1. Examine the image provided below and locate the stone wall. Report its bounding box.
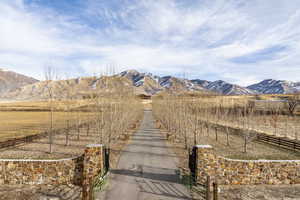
[0,144,104,186]
[196,145,300,185]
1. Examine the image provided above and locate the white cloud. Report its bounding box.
[0,0,300,85]
[0,2,63,54]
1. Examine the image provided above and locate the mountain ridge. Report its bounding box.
[0,68,39,95]
[247,79,300,94]
[0,69,300,100]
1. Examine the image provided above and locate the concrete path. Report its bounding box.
[98,110,191,200]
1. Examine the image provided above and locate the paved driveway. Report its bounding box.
[98,110,191,200]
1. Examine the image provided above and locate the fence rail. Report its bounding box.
[256,133,300,152]
[0,132,48,149]
[204,120,300,153]
[0,122,91,149]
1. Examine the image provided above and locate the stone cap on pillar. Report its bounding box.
[86,144,104,148]
[195,145,213,149]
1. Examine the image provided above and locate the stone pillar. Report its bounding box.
[194,145,217,185]
[82,144,104,200]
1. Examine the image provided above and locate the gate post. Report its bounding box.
[206,176,211,200]
[82,144,104,200]
[189,146,198,184]
[102,147,110,174]
[195,145,216,185]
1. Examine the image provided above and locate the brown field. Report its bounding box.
[0,97,143,160]
[0,118,140,162]
[0,111,95,142]
[0,100,84,111]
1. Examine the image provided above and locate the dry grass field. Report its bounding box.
[0,95,144,160]
[0,100,88,111]
[0,117,140,161]
[0,111,94,142]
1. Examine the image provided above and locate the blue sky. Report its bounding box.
[1,0,300,86]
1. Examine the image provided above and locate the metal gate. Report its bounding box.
[189,146,197,184]
[103,147,110,174]
[92,147,110,193]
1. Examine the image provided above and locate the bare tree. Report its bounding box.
[270,105,280,136]
[44,65,57,153]
[63,74,73,146]
[243,105,257,153]
[286,94,300,116]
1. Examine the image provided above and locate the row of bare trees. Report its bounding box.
[44,66,143,153]
[153,93,300,153]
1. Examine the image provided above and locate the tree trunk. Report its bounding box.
[244,135,247,153]
[49,102,53,154]
[226,127,229,146]
[66,120,70,146]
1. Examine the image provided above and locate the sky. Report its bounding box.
[1,0,300,86]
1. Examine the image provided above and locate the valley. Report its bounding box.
[0,69,299,200]
[1,69,300,102]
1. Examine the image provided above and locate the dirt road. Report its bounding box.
[98,110,191,200]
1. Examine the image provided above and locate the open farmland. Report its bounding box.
[0,99,98,142]
[0,96,143,161]
[0,99,94,111]
[0,111,93,142]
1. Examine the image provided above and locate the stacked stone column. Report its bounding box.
[82,144,104,200]
[194,145,217,185]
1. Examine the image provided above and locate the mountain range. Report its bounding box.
[0,68,299,100]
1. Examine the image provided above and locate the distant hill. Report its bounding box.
[191,79,255,95]
[0,68,38,94]
[119,70,206,95]
[1,75,134,100]
[1,69,299,100]
[247,79,300,94]
[1,69,209,100]
[118,70,163,95]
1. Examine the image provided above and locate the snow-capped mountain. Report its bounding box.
[119,70,206,94]
[205,80,255,95]
[191,79,255,95]
[191,79,211,88]
[119,70,162,95]
[159,76,205,92]
[1,68,300,100]
[120,70,300,95]
[247,79,300,94]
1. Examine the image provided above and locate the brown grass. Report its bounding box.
[0,111,94,142]
[0,96,144,159]
[0,118,141,160]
